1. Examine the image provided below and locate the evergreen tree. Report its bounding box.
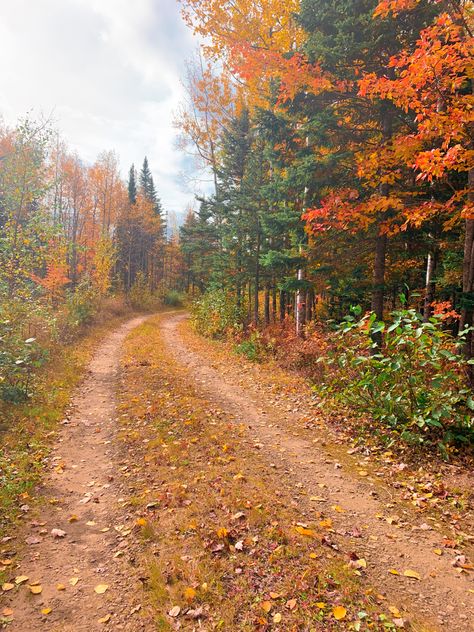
[127,164,137,205]
[139,157,163,217]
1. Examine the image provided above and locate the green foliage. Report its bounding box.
[128,272,159,310]
[317,308,474,450]
[192,288,245,339]
[0,318,45,402]
[66,278,99,327]
[163,289,185,307]
[234,331,265,362]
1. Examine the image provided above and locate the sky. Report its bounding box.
[0,0,204,220]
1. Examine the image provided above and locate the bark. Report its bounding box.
[264,286,270,326]
[423,250,438,322]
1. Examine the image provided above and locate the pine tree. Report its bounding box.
[139,157,163,217]
[127,164,137,205]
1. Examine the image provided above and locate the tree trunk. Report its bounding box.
[296,268,306,337]
[371,231,387,321]
[423,250,437,322]
[264,286,270,326]
[279,290,286,323]
[254,226,260,325]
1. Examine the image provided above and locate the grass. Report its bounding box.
[116,315,402,630]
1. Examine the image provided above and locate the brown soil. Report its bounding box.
[161,313,474,632]
[0,316,154,631]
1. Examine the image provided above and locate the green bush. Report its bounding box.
[163,289,185,307]
[316,307,474,451]
[234,331,265,362]
[192,288,245,339]
[66,278,98,327]
[128,272,159,311]
[0,318,45,402]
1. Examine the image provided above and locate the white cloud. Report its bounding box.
[0,0,199,214]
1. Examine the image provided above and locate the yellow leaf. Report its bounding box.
[319,518,333,529]
[261,601,272,613]
[316,602,326,609]
[94,584,109,594]
[403,569,421,580]
[273,612,282,623]
[15,576,29,585]
[57,584,66,591]
[41,608,52,615]
[69,577,80,586]
[433,549,442,556]
[136,518,147,527]
[309,552,318,559]
[295,526,317,537]
[98,614,111,623]
[332,505,345,513]
[388,569,399,575]
[2,583,14,592]
[29,584,42,594]
[333,605,347,620]
[2,608,13,616]
[216,527,228,539]
[184,587,196,602]
[68,515,79,523]
[389,606,401,617]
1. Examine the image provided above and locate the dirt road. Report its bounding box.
[1,316,153,631]
[2,311,473,631]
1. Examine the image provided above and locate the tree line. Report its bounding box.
[177,0,473,359]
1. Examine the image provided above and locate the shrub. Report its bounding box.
[192,289,245,339]
[128,272,159,311]
[66,278,98,327]
[163,289,185,307]
[316,307,474,450]
[0,318,45,402]
[234,331,265,362]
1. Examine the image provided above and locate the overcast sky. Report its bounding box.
[0,0,203,217]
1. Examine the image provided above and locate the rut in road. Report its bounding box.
[0,316,153,632]
[160,312,474,632]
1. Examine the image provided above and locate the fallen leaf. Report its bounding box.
[98,614,111,623]
[94,584,109,594]
[2,608,13,616]
[295,526,317,538]
[286,598,297,610]
[69,577,80,586]
[261,601,272,613]
[29,584,42,594]
[57,584,66,591]
[136,518,147,527]
[68,515,79,523]
[273,612,282,623]
[14,576,29,585]
[319,518,333,529]
[169,605,181,617]
[332,505,345,513]
[2,583,15,592]
[388,569,399,575]
[333,605,347,620]
[184,587,196,602]
[41,608,52,615]
[434,549,442,556]
[51,529,66,538]
[316,602,326,609]
[403,569,421,580]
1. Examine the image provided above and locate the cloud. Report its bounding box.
[0,0,199,213]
